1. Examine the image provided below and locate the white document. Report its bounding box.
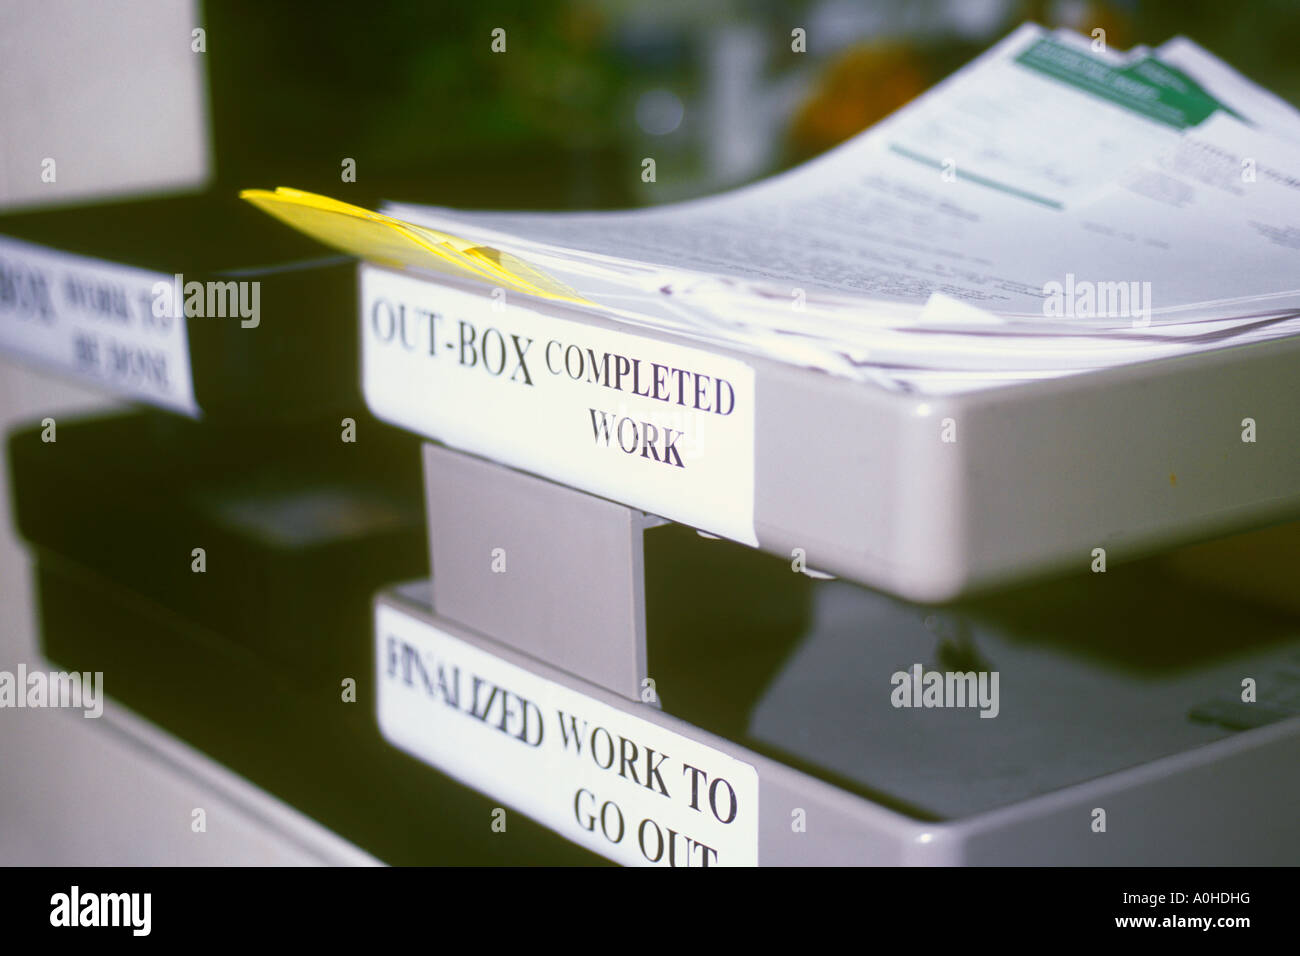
[379,24,1300,395]
[1155,36,1300,140]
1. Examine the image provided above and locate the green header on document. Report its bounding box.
[1015,37,1232,130]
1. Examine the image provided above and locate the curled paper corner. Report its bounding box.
[917,292,1004,326]
[239,187,590,305]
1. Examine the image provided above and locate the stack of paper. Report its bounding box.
[245,23,1300,395]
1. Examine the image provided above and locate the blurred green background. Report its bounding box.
[203,0,1300,212]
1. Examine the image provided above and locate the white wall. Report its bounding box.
[0,0,210,211]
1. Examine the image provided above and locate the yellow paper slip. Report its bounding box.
[239,187,586,303]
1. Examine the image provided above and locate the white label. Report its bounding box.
[0,236,198,415]
[361,266,757,545]
[376,601,760,867]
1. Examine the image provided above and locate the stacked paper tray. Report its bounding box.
[32,554,600,865]
[8,410,428,681]
[0,194,358,420]
[360,265,1300,603]
[230,22,1300,604]
[7,410,592,864]
[374,570,1300,866]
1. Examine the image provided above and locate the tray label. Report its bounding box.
[362,265,757,545]
[377,601,760,866]
[0,236,198,415]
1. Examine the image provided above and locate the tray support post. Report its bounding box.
[422,442,657,702]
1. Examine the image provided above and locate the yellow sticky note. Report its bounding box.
[240,187,586,303]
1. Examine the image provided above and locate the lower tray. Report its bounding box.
[35,554,604,865]
[377,562,1300,865]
